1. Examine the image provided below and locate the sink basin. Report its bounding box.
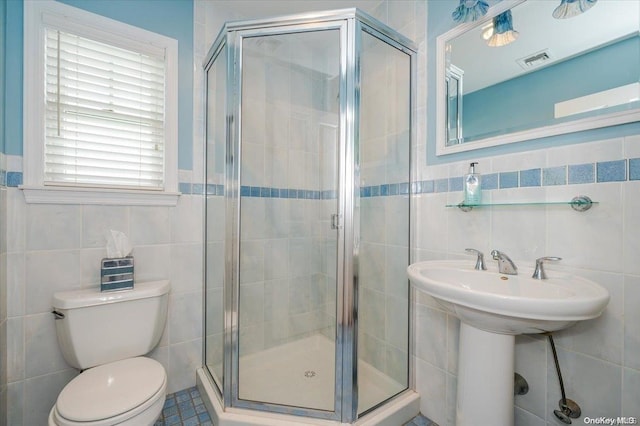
[407,259,609,334]
[408,259,610,426]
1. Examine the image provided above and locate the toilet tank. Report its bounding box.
[52,280,170,370]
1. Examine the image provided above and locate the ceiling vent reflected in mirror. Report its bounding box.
[436,0,640,155]
[516,49,552,70]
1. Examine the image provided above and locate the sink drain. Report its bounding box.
[304,370,316,378]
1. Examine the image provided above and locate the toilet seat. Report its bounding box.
[49,357,166,426]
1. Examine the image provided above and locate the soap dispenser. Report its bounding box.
[464,162,482,205]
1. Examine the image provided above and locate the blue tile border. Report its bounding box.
[434,178,449,193]
[7,171,22,187]
[543,166,566,186]
[179,182,191,194]
[597,160,627,182]
[568,163,595,185]
[483,173,499,190]
[422,180,434,193]
[399,182,410,195]
[449,176,463,191]
[499,171,519,189]
[519,168,541,187]
[630,158,640,181]
[182,159,638,199]
[9,156,631,197]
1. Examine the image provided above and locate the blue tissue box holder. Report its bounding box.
[101,257,134,292]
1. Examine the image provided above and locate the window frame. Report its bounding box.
[23,0,179,205]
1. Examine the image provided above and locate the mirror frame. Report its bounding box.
[436,0,640,156]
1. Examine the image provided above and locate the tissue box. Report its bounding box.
[101,257,134,292]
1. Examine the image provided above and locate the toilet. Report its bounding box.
[48,280,170,426]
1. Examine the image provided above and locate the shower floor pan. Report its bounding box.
[197,333,419,425]
[239,334,403,412]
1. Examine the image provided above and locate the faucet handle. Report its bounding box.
[465,248,487,270]
[532,256,562,280]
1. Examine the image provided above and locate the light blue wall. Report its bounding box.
[1,0,5,154]
[463,36,640,140]
[4,0,20,158]
[427,0,640,165]
[4,0,194,169]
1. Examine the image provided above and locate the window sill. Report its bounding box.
[20,185,181,206]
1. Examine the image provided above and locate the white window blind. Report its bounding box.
[44,28,166,189]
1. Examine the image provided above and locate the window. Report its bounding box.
[45,29,166,188]
[24,1,178,205]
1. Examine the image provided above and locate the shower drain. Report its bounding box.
[304,370,316,378]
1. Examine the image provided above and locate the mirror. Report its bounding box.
[436,0,640,155]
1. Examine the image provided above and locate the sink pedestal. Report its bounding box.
[456,323,515,426]
[408,260,610,425]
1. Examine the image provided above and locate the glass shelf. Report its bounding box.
[446,195,596,212]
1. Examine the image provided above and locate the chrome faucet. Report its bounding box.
[490,250,518,275]
[532,256,562,280]
[465,248,487,270]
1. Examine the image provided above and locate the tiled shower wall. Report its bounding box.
[357,30,412,385]
[413,135,640,425]
[3,186,204,425]
[238,42,339,355]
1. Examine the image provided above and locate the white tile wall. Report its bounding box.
[3,189,204,424]
[624,274,640,371]
[413,135,640,425]
[622,367,640,417]
[1,184,7,426]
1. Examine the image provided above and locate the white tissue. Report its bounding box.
[104,229,132,258]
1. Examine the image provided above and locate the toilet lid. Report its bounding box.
[57,357,166,422]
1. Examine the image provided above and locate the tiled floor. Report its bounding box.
[155,387,213,426]
[156,387,437,426]
[403,414,439,426]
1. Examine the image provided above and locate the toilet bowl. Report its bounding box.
[49,357,167,426]
[49,281,170,426]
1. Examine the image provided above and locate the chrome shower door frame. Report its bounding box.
[202,24,230,406]
[229,16,348,422]
[351,17,418,420]
[203,8,417,424]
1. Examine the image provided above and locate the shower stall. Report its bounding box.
[198,9,417,424]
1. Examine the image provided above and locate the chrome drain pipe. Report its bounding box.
[548,334,582,424]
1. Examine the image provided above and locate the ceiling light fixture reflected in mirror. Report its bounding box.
[487,10,519,47]
[553,0,598,19]
[452,0,490,23]
[481,22,494,40]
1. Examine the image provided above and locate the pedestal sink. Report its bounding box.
[407,260,609,426]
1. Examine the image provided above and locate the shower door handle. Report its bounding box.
[331,214,342,230]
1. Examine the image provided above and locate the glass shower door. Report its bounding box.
[204,42,227,393]
[236,28,341,413]
[357,28,412,415]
